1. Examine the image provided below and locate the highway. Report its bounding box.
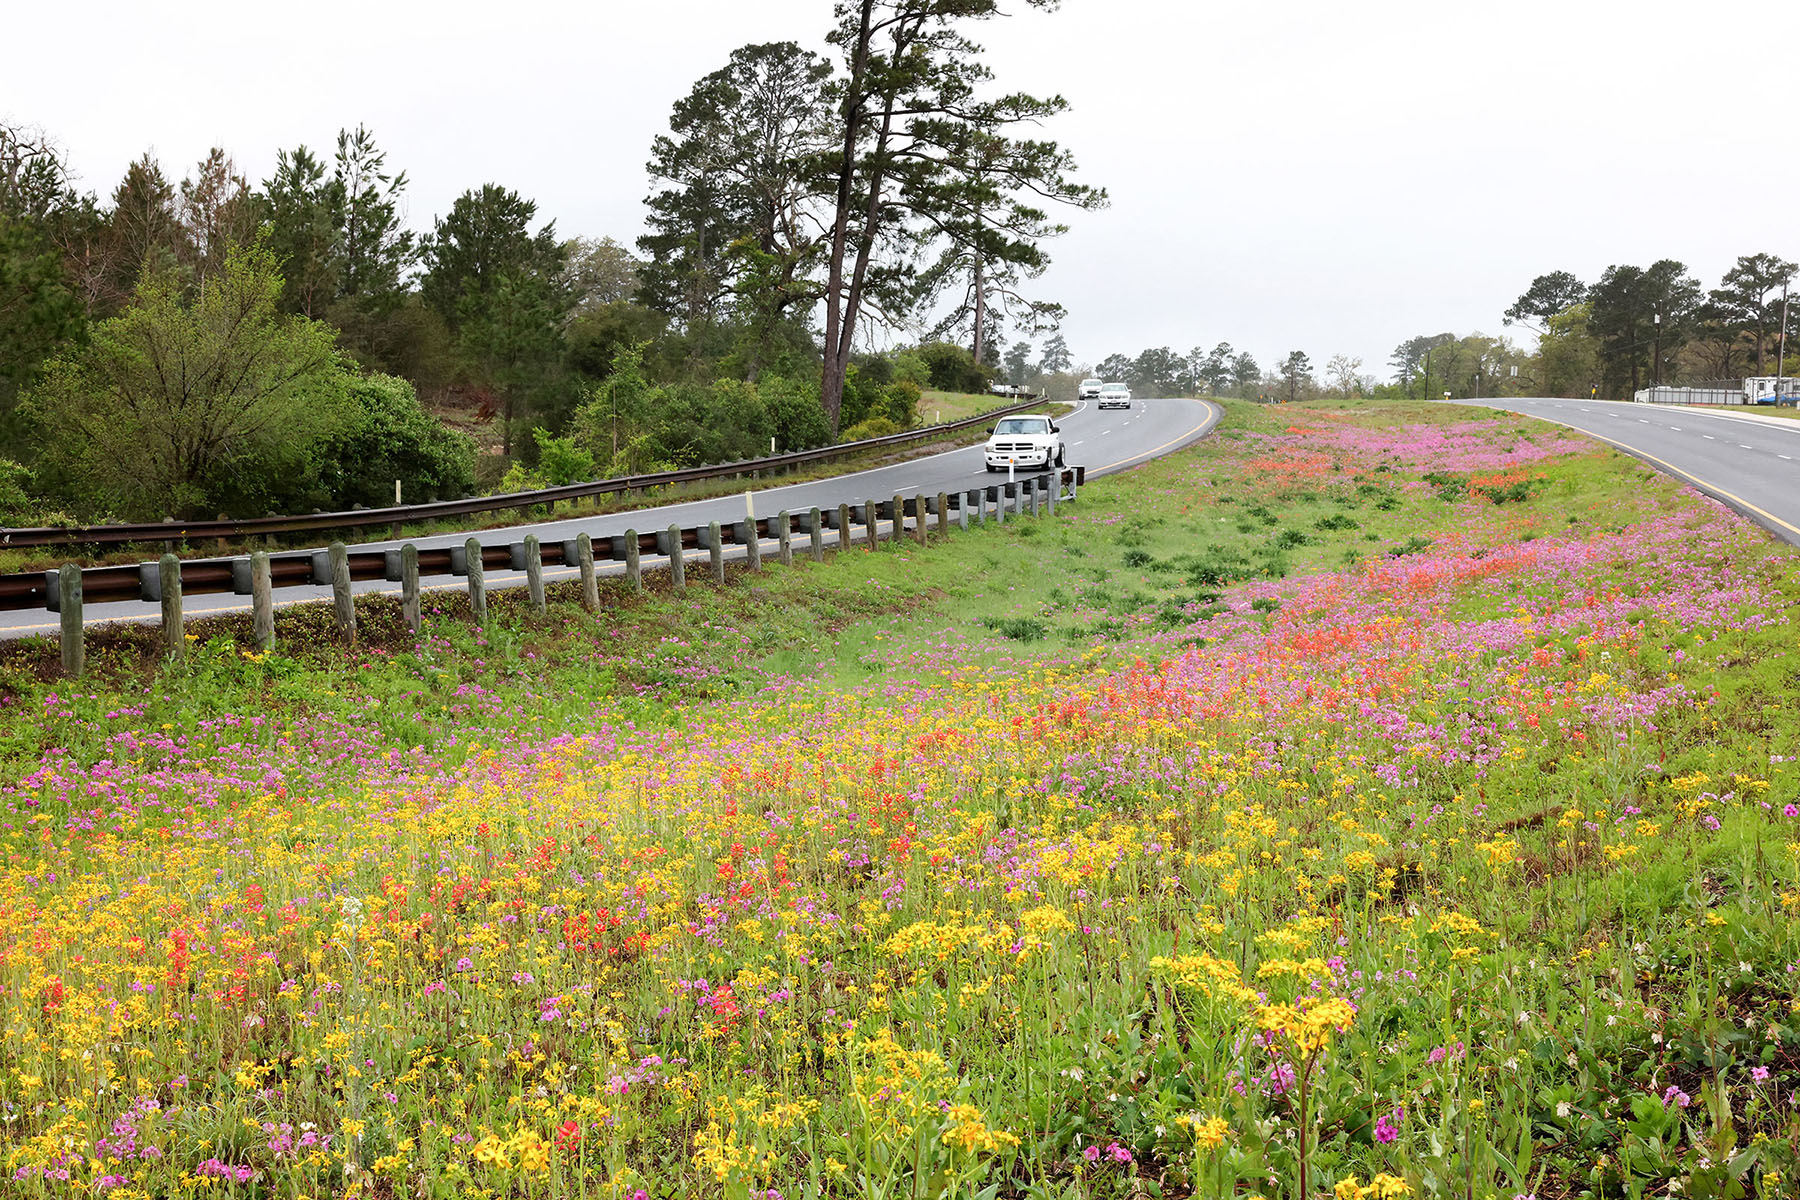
[1465,397,1800,545]
[4,397,1221,637]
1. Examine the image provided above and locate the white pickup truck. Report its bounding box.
[984,414,1065,472]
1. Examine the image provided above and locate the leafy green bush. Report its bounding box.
[25,235,355,519]
[917,341,990,394]
[879,379,923,430]
[0,459,36,524]
[312,373,478,507]
[761,375,830,451]
[841,416,900,442]
[530,429,596,486]
[891,351,931,389]
[983,615,1048,642]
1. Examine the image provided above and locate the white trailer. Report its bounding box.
[1743,377,1800,405]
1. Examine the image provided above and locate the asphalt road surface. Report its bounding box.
[1466,396,1800,544]
[6,397,1221,638]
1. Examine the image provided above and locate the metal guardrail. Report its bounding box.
[0,396,1048,552]
[4,468,1085,615]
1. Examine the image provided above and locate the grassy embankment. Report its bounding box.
[1,399,1796,1199]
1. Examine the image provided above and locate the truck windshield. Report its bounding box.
[993,418,1048,435]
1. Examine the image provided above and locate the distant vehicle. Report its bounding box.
[1098,382,1132,409]
[984,414,1064,472]
[989,383,1034,397]
[1078,378,1104,400]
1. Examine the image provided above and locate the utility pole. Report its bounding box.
[1652,311,1663,388]
[1777,282,1790,403]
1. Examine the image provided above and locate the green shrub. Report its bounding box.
[983,615,1048,642]
[841,416,901,442]
[314,373,477,508]
[1423,471,1466,501]
[761,375,831,451]
[878,379,923,430]
[917,342,990,393]
[530,429,596,486]
[0,459,37,524]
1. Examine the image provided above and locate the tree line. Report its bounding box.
[1493,255,1797,399]
[1067,256,1796,408]
[0,0,1100,525]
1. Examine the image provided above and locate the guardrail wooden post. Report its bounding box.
[523,535,546,616]
[838,503,852,552]
[329,541,356,643]
[774,511,791,566]
[625,528,642,592]
[743,519,763,571]
[890,493,904,548]
[936,492,949,538]
[401,543,421,634]
[1047,473,1058,517]
[913,493,928,546]
[576,534,599,611]
[707,522,726,583]
[159,553,183,658]
[465,537,487,625]
[58,564,83,678]
[251,552,275,650]
[666,524,687,591]
[1029,477,1041,517]
[863,501,878,551]
[995,485,1007,525]
[956,491,969,530]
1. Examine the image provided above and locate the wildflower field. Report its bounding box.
[3,400,1797,1199]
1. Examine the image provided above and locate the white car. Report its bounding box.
[1077,378,1103,400]
[984,414,1065,472]
[1098,382,1132,409]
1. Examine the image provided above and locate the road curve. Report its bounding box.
[5,398,1221,638]
[1462,397,1800,546]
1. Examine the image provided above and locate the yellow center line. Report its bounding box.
[1095,400,1222,472]
[1564,425,1800,539]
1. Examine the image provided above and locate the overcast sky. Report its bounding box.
[7,0,1796,380]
